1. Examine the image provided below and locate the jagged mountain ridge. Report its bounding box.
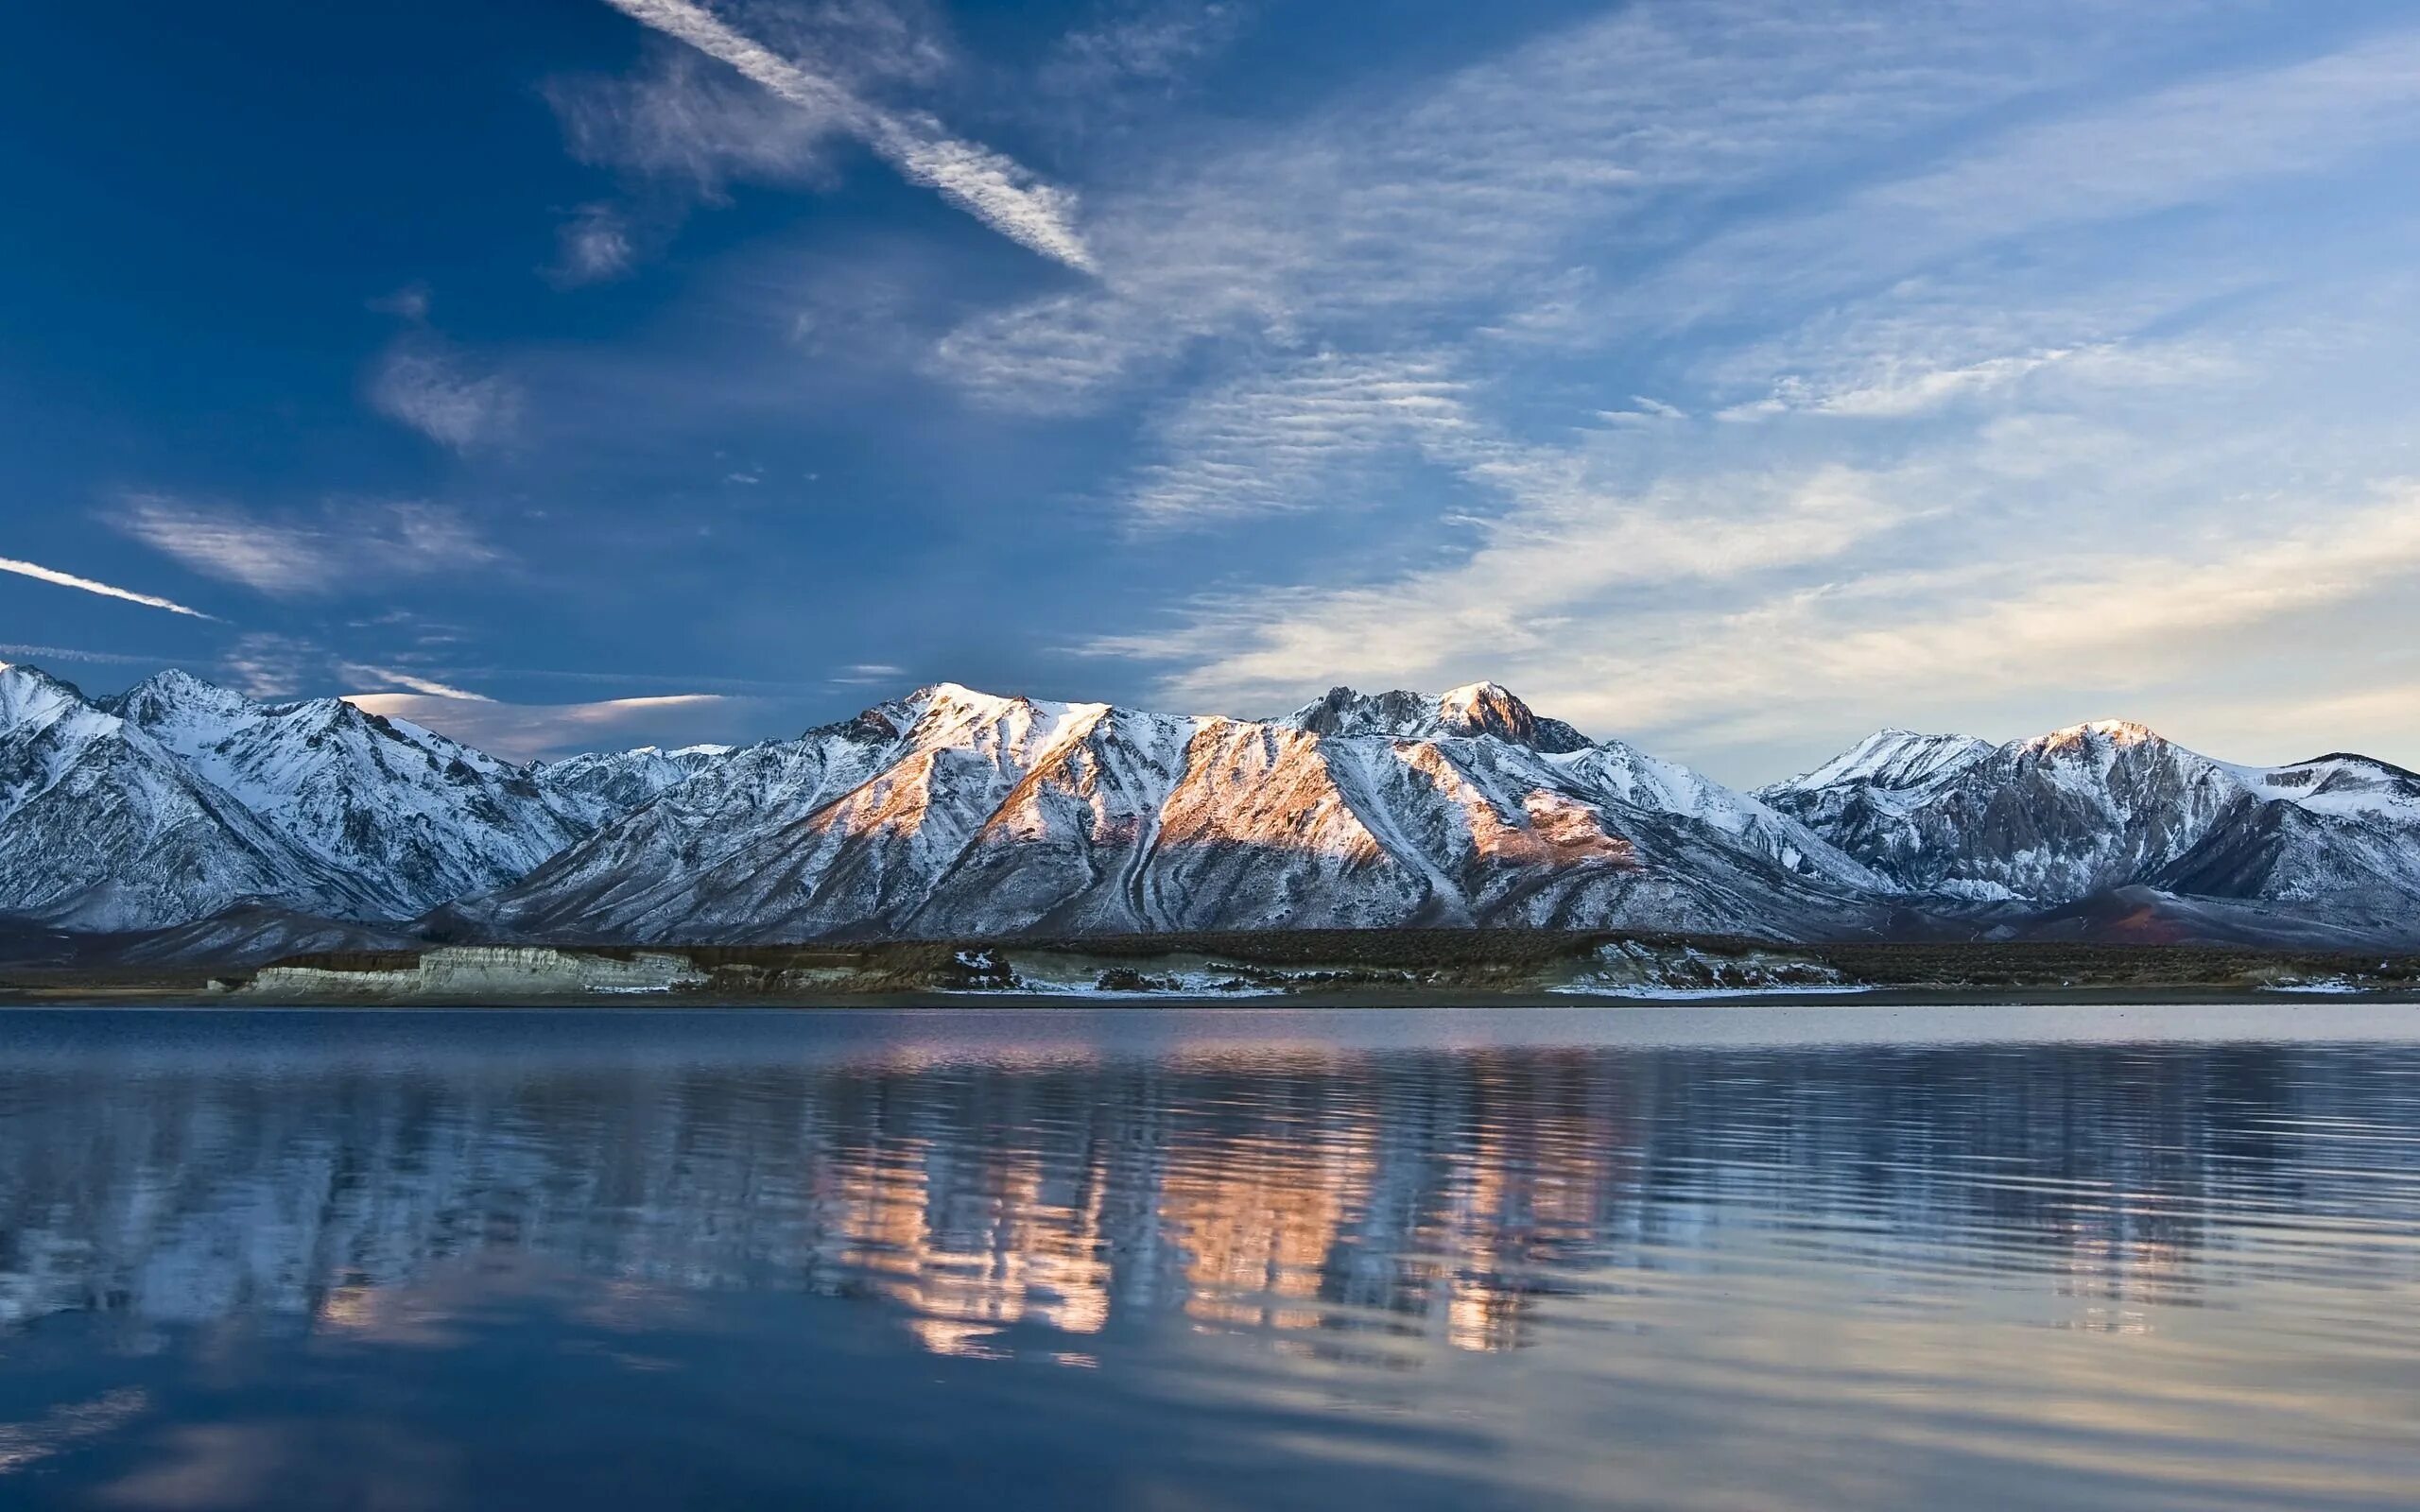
[537,743,734,815]
[1761,720,2420,939]
[0,665,360,933]
[103,668,605,919]
[8,659,2420,949]
[0,663,663,931]
[444,680,1890,943]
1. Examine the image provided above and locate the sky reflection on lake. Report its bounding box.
[1,1004,2416,1509]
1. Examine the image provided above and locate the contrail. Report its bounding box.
[0,555,217,620]
[596,0,1098,273]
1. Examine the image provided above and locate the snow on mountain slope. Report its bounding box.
[103,670,603,920]
[0,664,355,930]
[1785,729,1997,794]
[454,681,1893,943]
[441,705,913,940]
[538,744,734,819]
[20,657,2420,948]
[1288,681,1593,752]
[1763,721,2420,924]
[1553,739,1891,894]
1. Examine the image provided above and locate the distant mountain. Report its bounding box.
[9,659,2420,953]
[1760,720,2420,942]
[537,744,734,817]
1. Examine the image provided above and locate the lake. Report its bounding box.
[1,1004,2416,1509]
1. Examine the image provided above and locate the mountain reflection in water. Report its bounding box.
[0,1005,2416,1510]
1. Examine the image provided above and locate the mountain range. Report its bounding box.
[4,661,2415,960]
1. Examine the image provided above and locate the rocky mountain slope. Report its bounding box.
[9,658,2419,951]
[0,665,358,932]
[103,669,601,919]
[537,743,734,816]
[0,663,652,931]
[1760,721,2420,941]
[445,682,1887,943]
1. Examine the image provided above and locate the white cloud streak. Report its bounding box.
[342,691,741,761]
[1121,352,1478,525]
[112,497,503,599]
[1099,458,2420,777]
[0,555,217,620]
[338,664,496,702]
[1613,28,2420,338]
[595,0,1096,271]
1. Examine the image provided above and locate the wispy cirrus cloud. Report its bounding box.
[1038,0,1253,111]
[111,496,504,598]
[216,632,319,699]
[959,5,2420,776]
[1087,457,1914,705]
[1552,481,2420,768]
[368,336,524,450]
[0,554,217,619]
[591,0,1096,272]
[0,643,173,667]
[550,203,639,286]
[931,0,2168,416]
[1119,352,1478,525]
[828,662,905,687]
[1603,28,2420,346]
[1098,468,2420,752]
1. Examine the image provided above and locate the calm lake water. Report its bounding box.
[1,1004,2417,1509]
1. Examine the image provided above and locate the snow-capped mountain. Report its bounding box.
[0,663,668,932]
[448,680,1889,943]
[0,664,354,931]
[537,744,734,818]
[1761,720,2420,937]
[103,669,602,920]
[1286,682,1593,751]
[11,658,2420,952]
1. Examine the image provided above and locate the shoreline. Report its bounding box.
[9,983,2420,1011]
[9,930,2418,1011]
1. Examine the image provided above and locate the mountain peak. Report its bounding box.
[1287,686,1429,739]
[0,662,95,731]
[1285,681,1591,751]
[919,680,1008,704]
[2031,719,2164,752]
[1434,680,1591,751]
[107,667,256,726]
[1779,729,1994,792]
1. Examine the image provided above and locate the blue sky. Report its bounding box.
[6,0,2420,782]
